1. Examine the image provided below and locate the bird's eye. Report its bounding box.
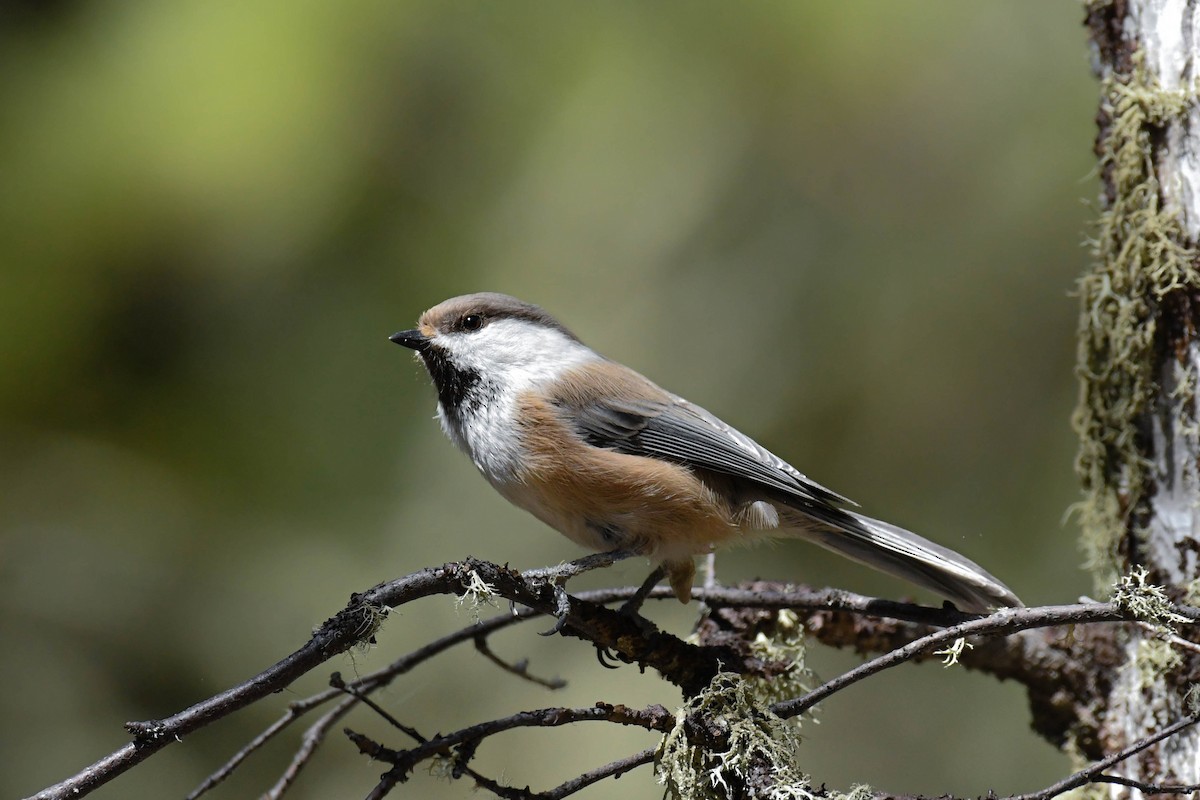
[461,314,484,331]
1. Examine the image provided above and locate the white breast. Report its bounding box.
[438,395,525,481]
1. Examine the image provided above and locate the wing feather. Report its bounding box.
[556,376,858,527]
[548,362,1022,610]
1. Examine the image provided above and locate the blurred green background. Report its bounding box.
[2,2,1097,798]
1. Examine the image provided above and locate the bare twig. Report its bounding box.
[474,634,567,689]
[330,672,425,743]
[31,566,455,800]
[1008,713,1200,800]
[365,702,674,785]
[262,693,358,800]
[539,746,656,799]
[1135,620,1200,656]
[189,598,534,799]
[211,584,688,800]
[1094,774,1200,794]
[772,603,1132,720]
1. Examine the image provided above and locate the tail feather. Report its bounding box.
[783,510,1022,612]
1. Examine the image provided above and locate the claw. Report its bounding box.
[595,646,621,669]
[538,584,573,636]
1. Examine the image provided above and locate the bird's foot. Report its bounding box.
[528,550,640,636]
[538,584,573,636]
[523,548,640,585]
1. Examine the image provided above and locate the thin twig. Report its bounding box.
[1094,774,1200,794]
[540,746,656,799]
[367,702,674,784]
[331,673,425,743]
[474,635,567,689]
[1007,713,1200,800]
[190,603,533,799]
[255,587,673,797]
[772,603,1130,720]
[262,693,359,800]
[1136,620,1200,656]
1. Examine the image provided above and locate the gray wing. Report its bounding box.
[560,381,1023,611]
[566,391,863,529]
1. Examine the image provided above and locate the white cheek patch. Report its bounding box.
[434,318,599,483]
[440,319,596,391]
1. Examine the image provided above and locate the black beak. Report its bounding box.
[390,328,430,352]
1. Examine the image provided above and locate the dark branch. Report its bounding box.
[205,589,653,799]
[31,565,454,800]
[28,555,1200,800]
[361,702,674,788]
[474,634,567,689]
[772,603,1131,720]
[539,747,656,799]
[1094,774,1200,794]
[262,694,357,800]
[197,594,563,799]
[1008,713,1200,800]
[330,672,425,744]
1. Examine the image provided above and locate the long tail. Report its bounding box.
[784,510,1022,612]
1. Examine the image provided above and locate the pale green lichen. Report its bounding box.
[324,602,390,652]
[1183,577,1200,606]
[455,570,499,621]
[840,785,875,800]
[933,636,974,667]
[1185,683,1200,714]
[1133,638,1184,688]
[427,754,456,780]
[746,610,818,708]
[1072,52,1200,594]
[1112,566,1190,628]
[686,609,818,715]
[656,673,813,800]
[654,667,873,800]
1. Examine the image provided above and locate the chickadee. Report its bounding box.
[391,292,1021,612]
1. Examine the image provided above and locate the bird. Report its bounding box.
[391,292,1021,612]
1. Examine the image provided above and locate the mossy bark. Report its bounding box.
[1078,0,1200,788]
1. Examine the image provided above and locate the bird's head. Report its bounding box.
[391,292,593,412]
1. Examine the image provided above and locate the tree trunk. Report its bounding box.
[1079,0,1200,787]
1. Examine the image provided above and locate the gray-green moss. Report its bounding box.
[1072,53,1199,593]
